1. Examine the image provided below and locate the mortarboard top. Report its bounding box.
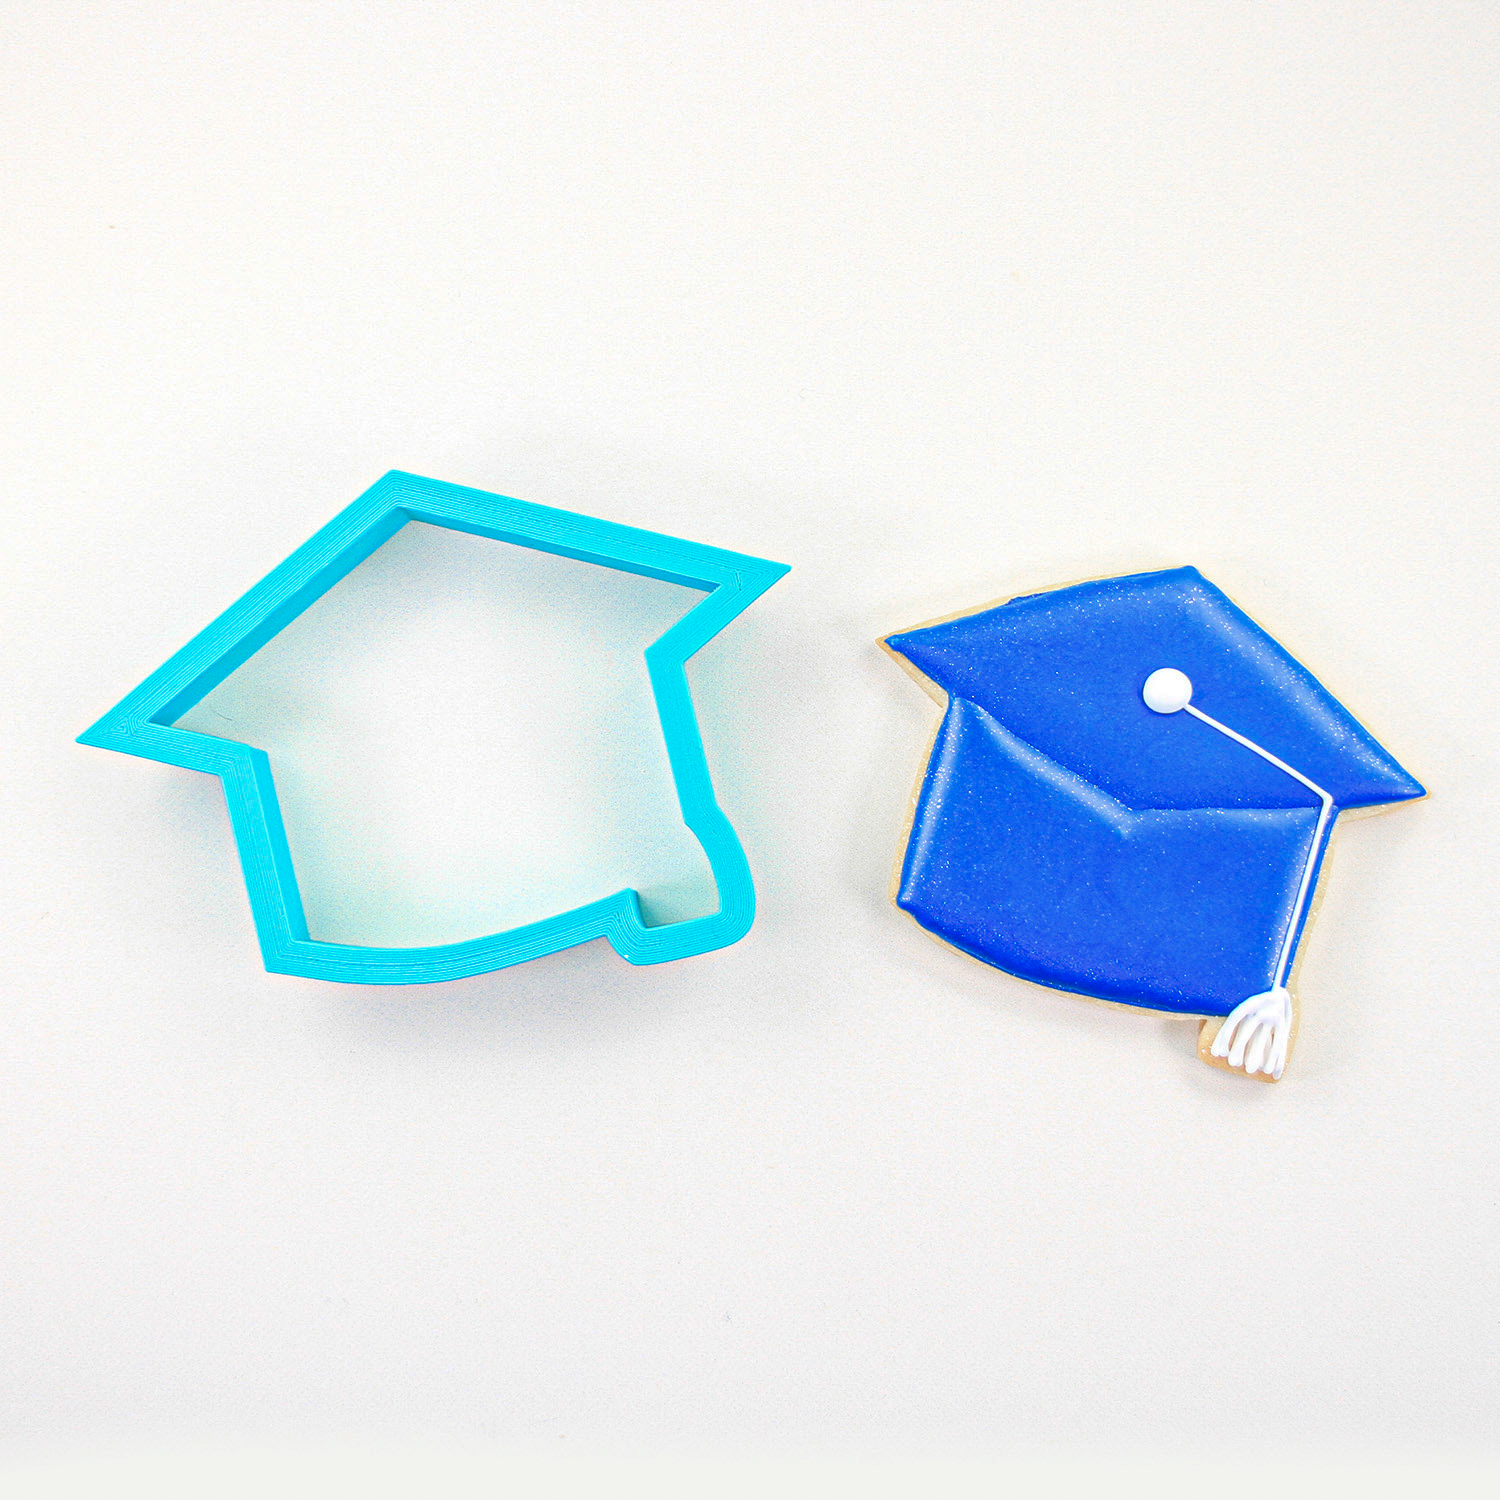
[884,566,1425,814]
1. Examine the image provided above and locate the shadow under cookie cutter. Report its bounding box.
[79,471,791,984]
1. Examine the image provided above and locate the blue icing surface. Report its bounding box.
[887,568,1423,1017]
[887,567,1424,813]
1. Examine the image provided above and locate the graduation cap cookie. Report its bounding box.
[884,568,1423,1080]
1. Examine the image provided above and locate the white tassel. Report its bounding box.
[1210,986,1293,1079]
[1143,671,1331,1082]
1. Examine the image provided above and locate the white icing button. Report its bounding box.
[1142,667,1193,714]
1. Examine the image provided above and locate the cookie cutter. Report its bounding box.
[79,471,790,983]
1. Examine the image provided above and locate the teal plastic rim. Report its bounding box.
[79,471,791,984]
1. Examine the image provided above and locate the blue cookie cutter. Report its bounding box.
[80,471,790,984]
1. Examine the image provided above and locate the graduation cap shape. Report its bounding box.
[79,472,789,984]
[884,567,1423,1080]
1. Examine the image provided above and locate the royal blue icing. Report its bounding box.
[887,568,1423,1017]
[888,568,1423,813]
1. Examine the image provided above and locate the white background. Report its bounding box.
[3,1,1497,1487]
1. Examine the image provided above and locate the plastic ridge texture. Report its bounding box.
[79,471,791,984]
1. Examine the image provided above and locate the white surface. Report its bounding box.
[2,0,1498,1464]
[6,1443,1500,1500]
